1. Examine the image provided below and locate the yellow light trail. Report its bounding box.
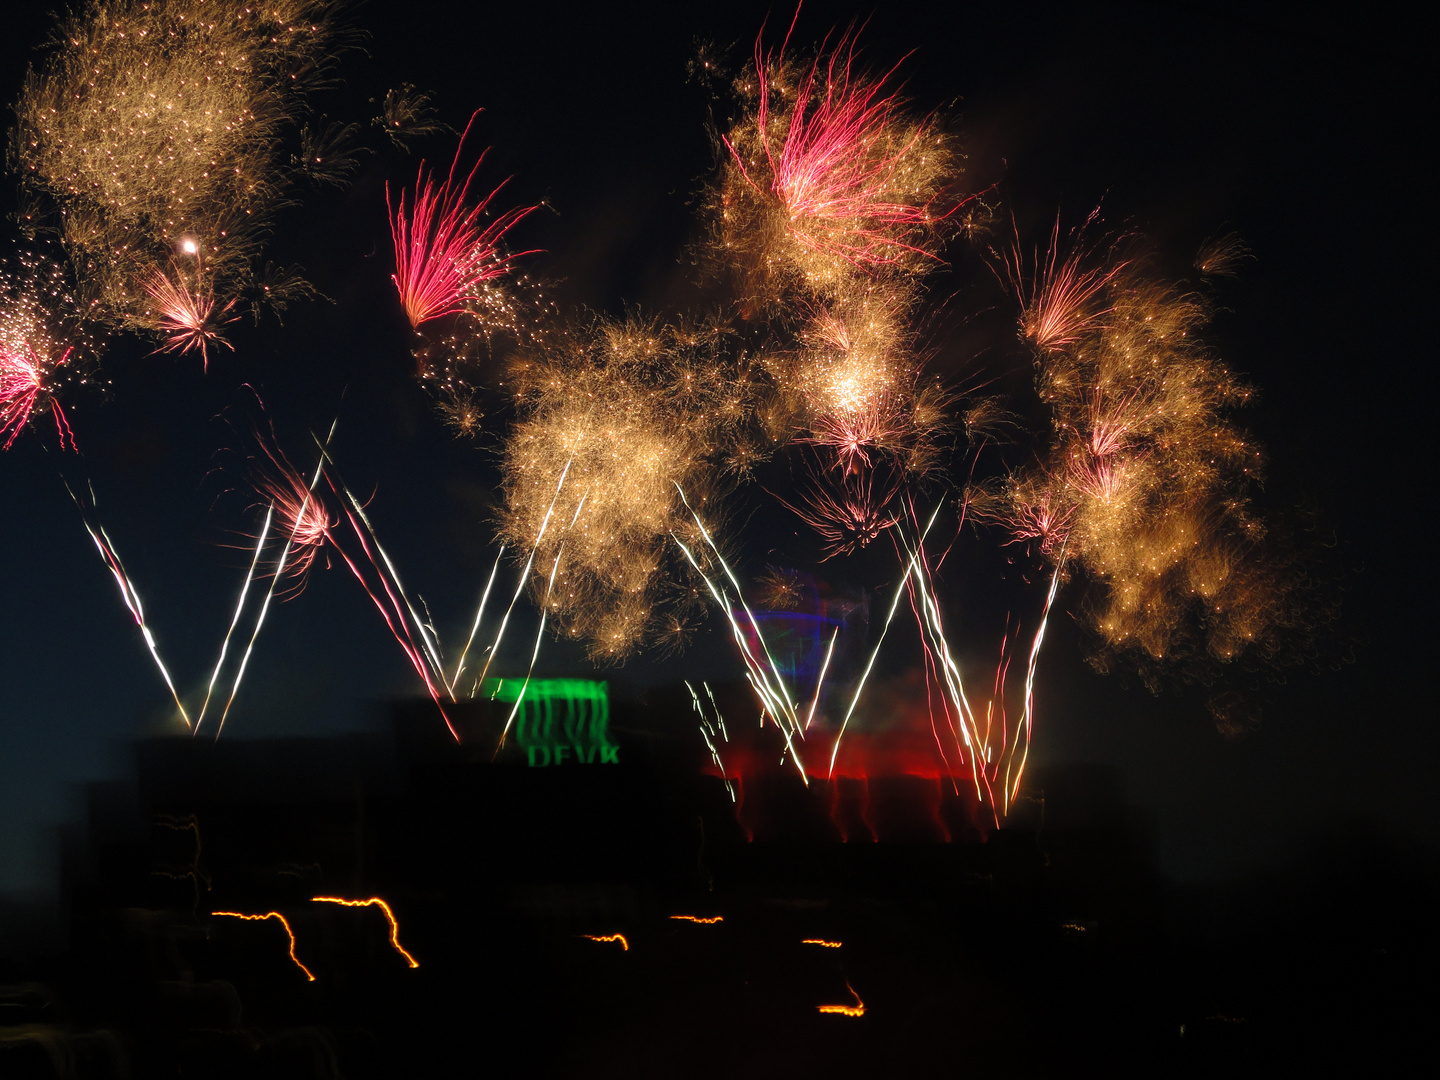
[818,983,866,1017]
[802,938,842,948]
[670,915,723,924]
[311,896,420,968]
[212,911,315,981]
[581,933,629,951]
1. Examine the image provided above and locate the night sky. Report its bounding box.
[0,0,1430,906]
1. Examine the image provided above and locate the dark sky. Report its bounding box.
[1,1,1430,899]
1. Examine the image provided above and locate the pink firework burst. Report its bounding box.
[801,396,909,476]
[142,268,238,369]
[1002,216,1124,352]
[1,341,74,451]
[1003,489,1076,556]
[728,26,954,271]
[782,459,902,559]
[388,111,538,331]
[251,441,335,595]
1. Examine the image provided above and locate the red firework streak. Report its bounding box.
[1,341,75,450]
[726,20,954,271]
[323,474,461,740]
[388,111,538,330]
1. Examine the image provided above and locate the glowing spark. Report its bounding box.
[802,939,842,948]
[311,897,419,968]
[212,911,315,981]
[670,915,723,924]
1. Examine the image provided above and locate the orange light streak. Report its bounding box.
[212,911,315,981]
[669,915,723,924]
[818,982,866,1017]
[802,938,842,948]
[311,896,420,968]
[581,933,630,951]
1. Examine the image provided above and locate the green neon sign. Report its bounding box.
[480,678,619,766]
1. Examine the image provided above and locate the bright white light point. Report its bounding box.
[180,238,198,255]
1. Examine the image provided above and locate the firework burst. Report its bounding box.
[0,250,99,451]
[715,21,962,295]
[388,112,538,331]
[142,267,239,368]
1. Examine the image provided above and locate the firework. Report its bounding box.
[388,112,538,331]
[715,23,962,294]
[374,83,449,149]
[141,266,238,368]
[14,0,346,336]
[1,343,74,451]
[498,315,752,661]
[0,250,100,451]
[998,214,1126,352]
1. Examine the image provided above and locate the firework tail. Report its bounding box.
[687,680,737,802]
[896,525,991,806]
[448,545,505,694]
[673,485,801,730]
[804,625,840,732]
[472,454,575,697]
[326,494,459,738]
[496,490,589,751]
[668,509,810,783]
[66,480,193,730]
[826,500,944,778]
[192,504,275,737]
[213,418,339,739]
[1005,553,1064,813]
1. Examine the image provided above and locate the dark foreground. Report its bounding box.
[2,702,1432,1077]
